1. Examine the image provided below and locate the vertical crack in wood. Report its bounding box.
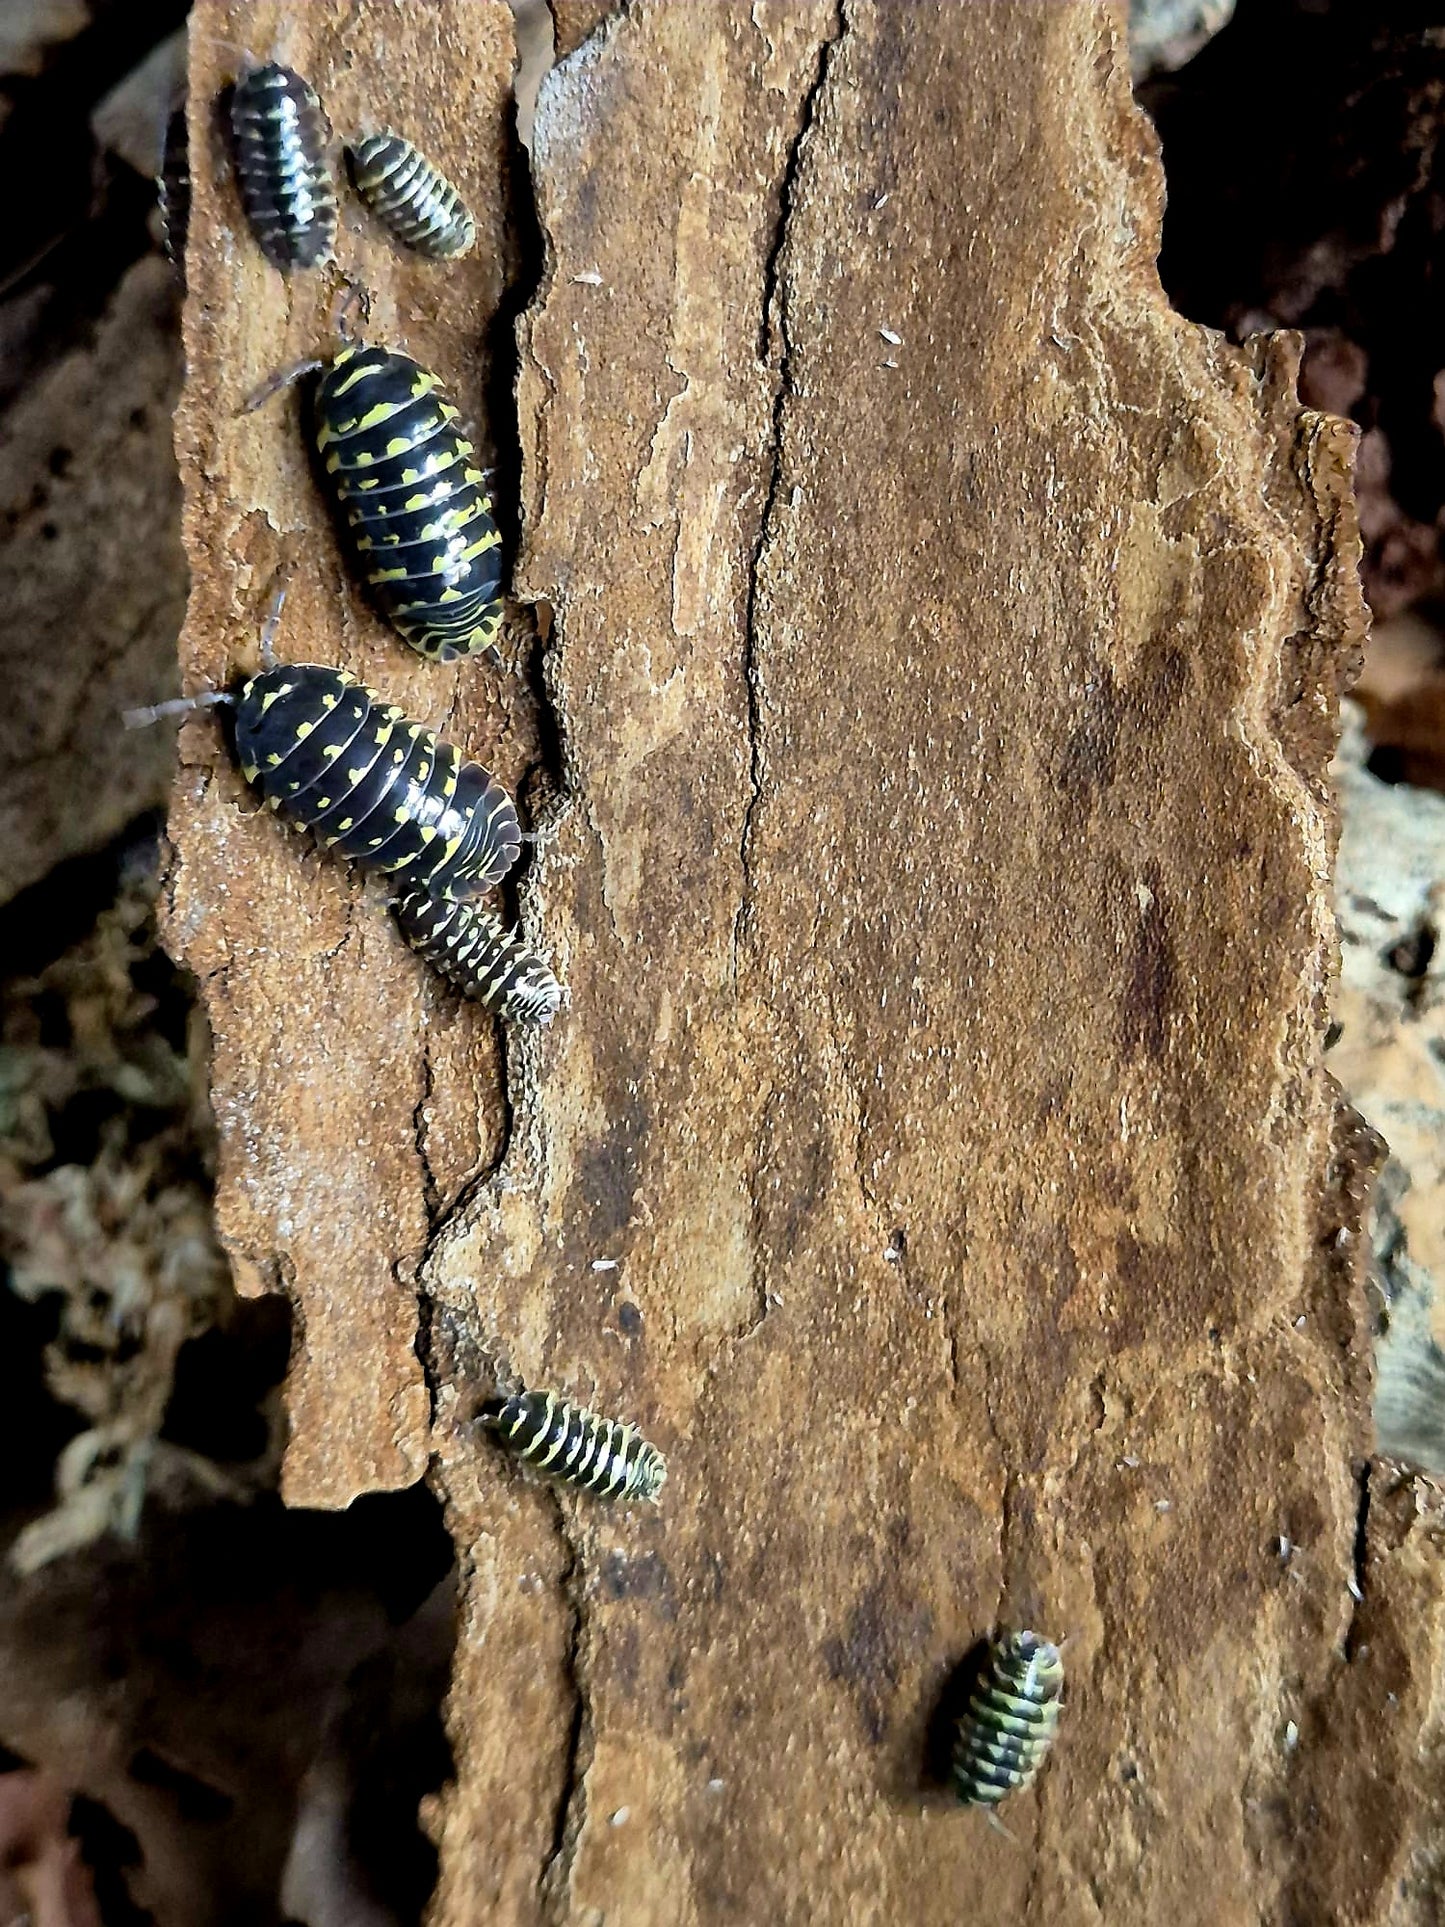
[1344,1458,1371,1660]
[739,1084,783,1342]
[733,0,847,983]
[419,1021,518,1262]
[412,1270,441,1430]
[316,902,355,967]
[412,1037,441,1230]
[415,50,553,1276]
[538,1506,592,1923]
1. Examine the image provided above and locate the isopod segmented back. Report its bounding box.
[393,892,563,1025]
[312,343,504,664]
[227,62,337,271]
[348,131,477,259]
[234,663,520,899]
[480,1390,666,1504]
[951,1630,1063,1808]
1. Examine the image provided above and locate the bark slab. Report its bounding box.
[173,0,534,1505]
[169,3,1409,1922]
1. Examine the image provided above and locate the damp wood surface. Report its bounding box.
[172,0,533,1502]
[165,2,1444,1923]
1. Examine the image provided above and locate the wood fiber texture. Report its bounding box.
[169,2,1413,1922]
[172,0,534,1503]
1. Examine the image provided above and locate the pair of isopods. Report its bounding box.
[477,1402,1062,1816]
[131,623,562,1028]
[161,66,476,272]
[229,61,476,270]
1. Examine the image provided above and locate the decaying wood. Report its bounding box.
[549,1,616,62]
[169,2,1426,1921]
[172,0,533,1503]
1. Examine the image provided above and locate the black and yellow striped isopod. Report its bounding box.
[393,892,563,1025]
[232,663,520,898]
[313,343,504,664]
[480,1390,666,1504]
[227,62,337,271]
[951,1631,1063,1808]
[348,131,477,259]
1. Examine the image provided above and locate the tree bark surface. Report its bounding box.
[171,4,1408,1923]
[173,0,532,1502]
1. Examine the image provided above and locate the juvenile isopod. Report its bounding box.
[479,1389,666,1504]
[951,1630,1063,1808]
[348,131,477,259]
[393,892,562,1025]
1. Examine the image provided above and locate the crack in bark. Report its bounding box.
[412,1036,440,1230]
[316,903,354,967]
[539,1506,592,1924]
[995,1465,1016,1622]
[412,66,555,1271]
[403,51,601,1909]
[1020,1829,1045,1918]
[1344,1458,1370,1660]
[410,1265,441,1429]
[974,1363,1012,1612]
[737,1082,783,1342]
[732,0,847,983]
[460,1014,521,1220]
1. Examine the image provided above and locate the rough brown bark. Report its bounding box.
[549,0,616,61]
[171,3,1403,1922]
[172,0,534,1504]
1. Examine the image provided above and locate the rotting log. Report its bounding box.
[168,3,1424,1922]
